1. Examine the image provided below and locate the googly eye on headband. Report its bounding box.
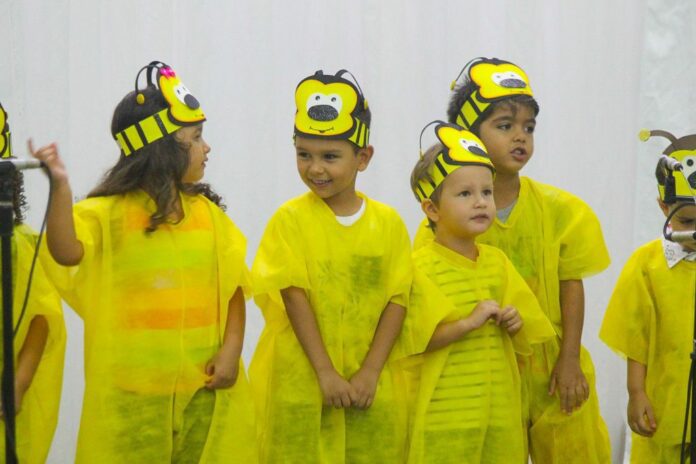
[414,120,495,202]
[294,69,370,148]
[114,61,206,156]
[639,129,696,203]
[451,57,533,130]
[0,102,13,159]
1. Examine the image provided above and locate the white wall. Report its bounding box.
[2,1,693,462]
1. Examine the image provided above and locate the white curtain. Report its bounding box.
[2,1,694,462]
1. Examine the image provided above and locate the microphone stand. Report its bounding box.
[0,162,18,464]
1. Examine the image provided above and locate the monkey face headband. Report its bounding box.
[0,103,13,159]
[294,70,370,148]
[414,121,495,202]
[640,129,696,203]
[452,57,533,130]
[114,61,206,156]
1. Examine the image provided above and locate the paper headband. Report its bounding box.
[114,61,206,156]
[294,70,370,148]
[0,103,13,159]
[414,121,495,202]
[639,129,696,203]
[452,57,533,130]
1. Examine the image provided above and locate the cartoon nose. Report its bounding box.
[184,94,200,110]
[688,171,696,189]
[500,79,526,89]
[469,146,486,156]
[308,105,339,121]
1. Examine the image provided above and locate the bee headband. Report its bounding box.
[0,103,13,159]
[452,57,533,130]
[639,129,696,203]
[414,121,495,202]
[294,69,370,148]
[114,61,206,156]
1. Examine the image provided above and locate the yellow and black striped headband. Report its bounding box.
[640,129,696,203]
[414,121,495,202]
[294,69,370,148]
[452,57,533,130]
[0,103,13,159]
[114,61,206,156]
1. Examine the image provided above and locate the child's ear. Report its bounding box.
[421,199,439,224]
[657,198,670,217]
[356,145,374,172]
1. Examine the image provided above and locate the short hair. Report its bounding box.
[410,143,445,229]
[446,80,540,135]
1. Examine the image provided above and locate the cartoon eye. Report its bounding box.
[306,93,343,121]
[172,83,200,110]
[687,158,694,167]
[459,138,486,156]
[491,71,527,89]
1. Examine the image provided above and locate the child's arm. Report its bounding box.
[8,315,49,414]
[281,286,356,408]
[349,302,405,409]
[426,300,501,352]
[28,140,83,266]
[549,279,589,414]
[205,287,245,389]
[627,358,657,436]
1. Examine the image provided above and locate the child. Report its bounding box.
[30,61,257,463]
[250,69,412,463]
[0,102,65,463]
[406,121,554,463]
[601,130,696,463]
[414,57,612,462]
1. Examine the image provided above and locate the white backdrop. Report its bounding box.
[2,0,695,462]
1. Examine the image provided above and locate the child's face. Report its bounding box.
[177,124,210,183]
[477,103,536,177]
[660,200,696,251]
[425,165,495,242]
[295,136,372,211]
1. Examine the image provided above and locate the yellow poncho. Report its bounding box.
[414,177,612,463]
[46,190,257,463]
[600,239,696,452]
[406,241,554,464]
[250,191,412,464]
[0,224,65,464]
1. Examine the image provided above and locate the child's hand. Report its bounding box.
[27,139,69,186]
[204,347,240,389]
[627,390,657,437]
[317,368,356,409]
[349,366,380,410]
[465,300,501,330]
[549,354,589,414]
[499,306,523,335]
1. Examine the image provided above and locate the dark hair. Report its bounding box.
[10,170,26,225]
[446,80,540,135]
[89,86,224,232]
[410,143,445,229]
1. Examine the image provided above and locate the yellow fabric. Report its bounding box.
[601,239,696,451]
[44,190,257,463]
[405,241,554,464]
[414,176,612,463]
[250,191,412,464]
[0,224,65,463]
[630,435,685,464]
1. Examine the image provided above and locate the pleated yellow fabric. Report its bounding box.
[44,190,257,463]
[601,239,696,462]
[250,191,412,464]
[414,177,612,463]
[0,224,65,464]
[405,241,554,464]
